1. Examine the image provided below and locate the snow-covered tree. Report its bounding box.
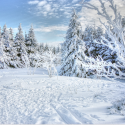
[82,0,125,79]
[9,28,14,47]
[52,46,56,54]
[0,24,15,68]
[13,24,29,68]
[60,9,86,77]
[44,44,49,52]
[0,37,6,68]
[2,24,8,40]
[56,45,61,54]
[25,25,38,55]
[38,43,44,53]
[25,25,38,67]
[34,48,58,78]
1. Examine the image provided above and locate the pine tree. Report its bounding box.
[2,24,8,40]
[52,46,56,54]
[1,24,14,68]
[60,9,86,77]
[25,25,38,67]
[0,37,6,68]
[9,28,14,46]
[39,43,44,53]
[25,25,38,55]
[13,24,29,68]
[56,46,60,54]
[44,44,49,52]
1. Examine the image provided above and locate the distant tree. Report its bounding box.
[9,28,14,47]
[44,44,49,52]
[39,43,44,53]
[52,46,56,54]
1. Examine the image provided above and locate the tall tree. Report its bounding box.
[25,25,38,55]
[13,23,29,68]
[60,9,86,77]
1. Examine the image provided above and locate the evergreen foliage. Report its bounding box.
[13,24,29,68]
[60,9,86,77]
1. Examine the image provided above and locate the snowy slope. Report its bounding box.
[0,68,125,124]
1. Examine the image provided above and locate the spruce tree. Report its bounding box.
[25,25,38,67]
[0,37,6,68]
[1,24,14,68]
[60,9,86,77]
[9,28,14,46]
[13,24,29,68]
[2,24,8,39]
[44,44,49,52]
[25,25,38,55]
[52,46,56,54]
[39,43,44,53]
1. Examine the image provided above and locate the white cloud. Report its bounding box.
[28,0,82,18]
[34,25,68,32]
[38,1,47,6]
[43,4,51,11]
[72,0,79,3]
[28,0,39,5]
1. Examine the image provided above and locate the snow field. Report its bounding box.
[0,68,125,124]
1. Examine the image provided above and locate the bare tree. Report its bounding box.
[34,48,59,78]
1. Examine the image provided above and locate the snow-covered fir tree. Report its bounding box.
[25,25,38,67]
[56,45,61,54]
[44,44,49,52]
[25,25,38,55]
[0,37,6,68]
[52,46,56,54]
[9,28,14,46]
[2,24,8,40]
[13,23,29,68]
[0,24,15,68]
[60,9,86,77]
[39,43,44,53]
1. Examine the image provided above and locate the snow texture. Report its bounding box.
[0,68,125,124]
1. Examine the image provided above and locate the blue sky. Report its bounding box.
[0,0,82,43]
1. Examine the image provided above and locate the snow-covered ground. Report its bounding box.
[0,68,125,124]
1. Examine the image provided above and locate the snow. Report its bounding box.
[0,68,125,124]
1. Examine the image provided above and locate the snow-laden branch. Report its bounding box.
[82,0,125,47]
[82,0,125,79]
[81,55,125,80]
